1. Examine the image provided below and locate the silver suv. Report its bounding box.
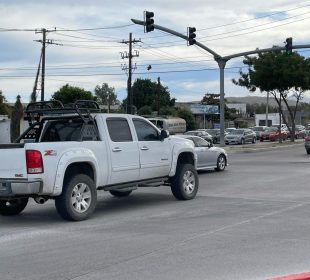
[225,128,256,145]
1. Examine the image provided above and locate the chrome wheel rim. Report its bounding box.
[183,170,195,194]
[71,183,92,213]
[218,156,226,170]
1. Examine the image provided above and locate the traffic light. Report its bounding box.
[187,27,196,46]
[144,11,154,33]
[285,37,293,54]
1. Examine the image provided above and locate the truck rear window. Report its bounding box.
[41,120,84,142]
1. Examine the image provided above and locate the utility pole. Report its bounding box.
[120,33,141,114]
[34,28,59,101]
[157,77,161,115]
[30,51,42,102]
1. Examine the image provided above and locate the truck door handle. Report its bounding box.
[112,147,122,152]
[141,146,149,150]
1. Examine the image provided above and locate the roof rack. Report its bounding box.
[25,100,101,125]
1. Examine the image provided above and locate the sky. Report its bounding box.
[1,0,310,104]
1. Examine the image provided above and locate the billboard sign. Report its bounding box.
[190,104,219,114]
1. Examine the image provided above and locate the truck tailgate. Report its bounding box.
[0,145,27,179]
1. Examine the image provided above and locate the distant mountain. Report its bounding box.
[226,95,310,106]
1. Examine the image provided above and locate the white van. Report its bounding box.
[147,117,186,135]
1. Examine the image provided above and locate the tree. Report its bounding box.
[94,83,117,112]
[233,50,310,141]
[201,93,236,123]
[137,106,153,116]
[0,91,10,115]
[127,78,175,111]
[177,108,195,130]
[51,84,95,105]
[10,95,24,142]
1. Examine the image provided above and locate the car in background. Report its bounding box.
[184,130,213,143]
[304,130,310,154]
[197,128,222,144]
[225,127,236,134]
[225,128,256,145]
[175,135,227,171]
[251,126,268,139]
[260,127,288,142]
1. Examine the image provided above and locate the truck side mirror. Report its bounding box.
[160,129,169,140]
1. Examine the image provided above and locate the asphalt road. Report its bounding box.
[1,144,310,280]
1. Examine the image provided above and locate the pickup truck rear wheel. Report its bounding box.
[109,190,132,197]
[0,198,28,216]
[55,174,97,221]
[171,164,198,200]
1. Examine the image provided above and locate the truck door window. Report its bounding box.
[106,118,132,142]
[133,119,159,141]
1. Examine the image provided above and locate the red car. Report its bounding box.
[260,127,288,142]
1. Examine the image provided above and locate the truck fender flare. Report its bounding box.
[53,148,99,196]
[169,146,197,177]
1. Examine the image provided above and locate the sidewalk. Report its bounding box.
[219,139,304,153]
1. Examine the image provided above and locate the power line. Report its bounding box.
[199,2,310,31]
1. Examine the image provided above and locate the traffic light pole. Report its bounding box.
[131,18,227,143]
[131,17,310,146]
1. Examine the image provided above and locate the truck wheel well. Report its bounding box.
[64,162,95,186]
[177,152,194,167]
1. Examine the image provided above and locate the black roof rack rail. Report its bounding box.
[25,99,101,125]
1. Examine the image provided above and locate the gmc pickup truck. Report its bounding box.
[0,101,198,221]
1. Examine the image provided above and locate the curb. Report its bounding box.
[222,141,304,153]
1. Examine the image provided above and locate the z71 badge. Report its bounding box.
[44,150,57,156]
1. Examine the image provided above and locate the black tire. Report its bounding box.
[215,154,226,171]
[0,198,28,216]
[307,150,310,155]
[55,174,97,221]
[252,137,256,144]
[109,190,132,197]
[171,164,199,200]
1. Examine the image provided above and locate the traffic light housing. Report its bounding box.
[285,37,293,54]
[187,27,196,46]
[144,11,154,33]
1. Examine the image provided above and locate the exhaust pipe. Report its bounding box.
[34,197,48,204]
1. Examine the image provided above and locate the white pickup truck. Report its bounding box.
[0,101,198,221]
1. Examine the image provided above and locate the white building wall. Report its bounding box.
[255,113,280,126]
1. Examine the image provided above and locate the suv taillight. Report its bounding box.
[26,150,43,174]
[305,136,310,141]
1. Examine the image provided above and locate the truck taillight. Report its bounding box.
[26,150,43,174]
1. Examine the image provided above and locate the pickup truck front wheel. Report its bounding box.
[171,164,199,200]
[55,174,97,221]
[0,198,28,216]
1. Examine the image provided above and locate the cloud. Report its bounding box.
[0,0,310,103]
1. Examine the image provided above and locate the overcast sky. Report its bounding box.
[1,0,310,103]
